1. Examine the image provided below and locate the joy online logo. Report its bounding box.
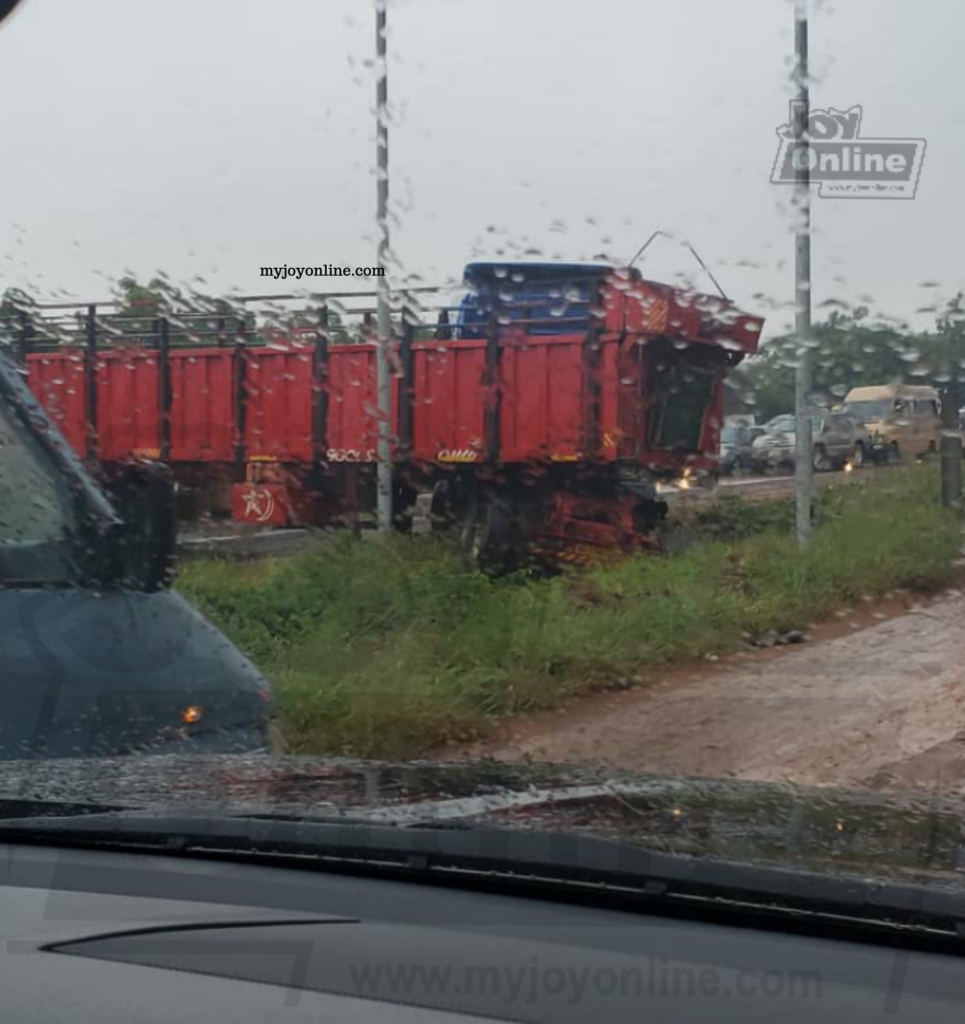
[772,103,926,198]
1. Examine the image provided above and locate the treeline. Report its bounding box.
[730,295,965,422]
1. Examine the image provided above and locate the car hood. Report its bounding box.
[0,754,961,887]
[754,431,795,447]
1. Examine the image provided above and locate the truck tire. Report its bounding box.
[460,493,514,574]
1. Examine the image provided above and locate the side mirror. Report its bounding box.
[102,462,177,592]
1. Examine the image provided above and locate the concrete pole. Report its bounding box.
[375,0,393,532]
[793,0,814,547]
[940,388,962,507]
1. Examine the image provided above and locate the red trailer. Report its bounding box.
[21,262,762,567]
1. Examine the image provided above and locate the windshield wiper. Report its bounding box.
[0,810,963,943]
[0,798,128,820]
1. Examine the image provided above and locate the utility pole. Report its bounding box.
[940,387,962,508]
[375,0,393,532]
[793,0,814,547]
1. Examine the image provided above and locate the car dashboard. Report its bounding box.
[0,839,962,1022]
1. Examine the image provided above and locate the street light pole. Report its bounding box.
[375,0,393,533]
[793,0,814,547]
[940,387,962,507]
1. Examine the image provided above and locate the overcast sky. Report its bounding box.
[0,0,959,337]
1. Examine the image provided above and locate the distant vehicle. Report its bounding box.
[720,423,765,474]
[845,384,941,463]
[751,412,870,472]
[723,414,757,429]
[762,413,795,434]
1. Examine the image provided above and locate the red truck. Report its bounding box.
[20,261,762,567]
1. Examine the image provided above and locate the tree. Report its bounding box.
[925,292,965,410]
[732,308,930,422]
[0,287,37,348]
[111,276,251,346]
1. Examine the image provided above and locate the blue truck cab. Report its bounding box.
[455,261,611,337]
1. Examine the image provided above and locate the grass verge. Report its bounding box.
[178,466,962,759]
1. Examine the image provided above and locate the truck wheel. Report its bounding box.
[812,444,830,472]
[460,494,514,574]
[850,442,865,469]
[887,442,901,465]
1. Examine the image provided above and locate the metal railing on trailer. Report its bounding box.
[0,282,610,467]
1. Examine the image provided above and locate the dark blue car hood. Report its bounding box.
[0,587,271,759]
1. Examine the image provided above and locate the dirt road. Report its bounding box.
[465,588,965,794]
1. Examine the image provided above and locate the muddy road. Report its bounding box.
[460,588,965,794]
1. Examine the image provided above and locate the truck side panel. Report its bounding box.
[169,348,235,461]
[243,346,313,462]
[97,349,160,460]
[410,340,486,462]
[499,334,584,461]
[27,351,88,457]
[325,344,393,460]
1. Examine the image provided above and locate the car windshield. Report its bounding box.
[766,415,796,433]
[847,399,894,421]
[2,0,965,922]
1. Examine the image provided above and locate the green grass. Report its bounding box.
[177,466,962,759]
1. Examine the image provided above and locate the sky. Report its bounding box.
[0,0,960,339]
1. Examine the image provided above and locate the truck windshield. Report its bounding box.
[847,399,893,421]
[0,399,77,580]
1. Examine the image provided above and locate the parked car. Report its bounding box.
[720,422,765,474]
[845,384,942,463]
[751,412,871,472]
[761,412,796,434]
